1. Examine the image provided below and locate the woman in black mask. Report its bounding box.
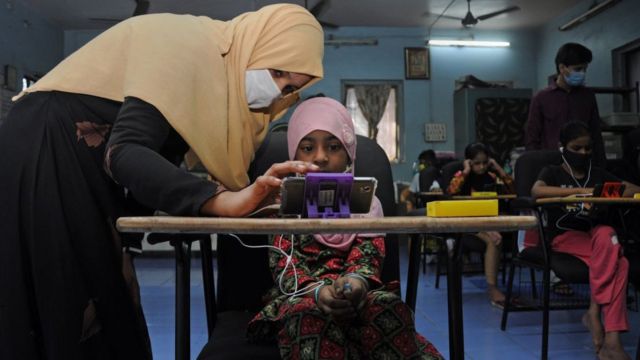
[531,121,639,359]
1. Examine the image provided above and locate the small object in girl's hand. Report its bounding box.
[343,282,352,294]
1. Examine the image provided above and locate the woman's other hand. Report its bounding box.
[200,161,319,217]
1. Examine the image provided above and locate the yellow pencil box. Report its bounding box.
[426,200,499,217]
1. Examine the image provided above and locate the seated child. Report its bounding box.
[410,149,441,193]
[247,97,443,359]
[409,149,442,208]
[447,143,515,306]
[531,121,639,360]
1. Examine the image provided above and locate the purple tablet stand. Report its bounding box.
[303,173,353,218]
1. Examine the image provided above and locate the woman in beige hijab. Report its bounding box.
[0,4,323,359]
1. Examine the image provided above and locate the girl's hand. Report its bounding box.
[488,158,505,176]
[486,231,502,246]
[200,161,319,217]
[488,158,499,170]
[316,285,356,321]
[462,159,472,176]
[334,276,368,310]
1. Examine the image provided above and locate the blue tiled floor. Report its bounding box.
[137,245,639,359]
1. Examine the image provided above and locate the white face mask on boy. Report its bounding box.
[245,69,281,109]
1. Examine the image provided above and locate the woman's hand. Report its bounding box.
[316,285,356,322]
[200,161,319,217]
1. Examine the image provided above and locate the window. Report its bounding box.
[343,81,402,162]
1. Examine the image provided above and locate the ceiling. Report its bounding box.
[14,0,583,31]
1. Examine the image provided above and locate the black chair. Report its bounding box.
[439,160,463,193]
[412,165,448,279]
[500,150,591,360]
[196,131,400,359]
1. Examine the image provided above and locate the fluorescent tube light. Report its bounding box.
[427,39,510,47]
[558,0,620,31]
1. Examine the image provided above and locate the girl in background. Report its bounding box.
[447,143,515,307]
[531,121,638,359]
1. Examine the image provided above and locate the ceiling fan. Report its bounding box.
[304,0,338,29]
[89,0,150,23]
[425,0,520,28]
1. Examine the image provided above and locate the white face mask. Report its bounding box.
[245,69,282,109]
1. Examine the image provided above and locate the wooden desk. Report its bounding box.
[117,215,532,234]
[536,197,640,205]
[418,191,446,196]
[451,194,517,200]
[117,215,537,360]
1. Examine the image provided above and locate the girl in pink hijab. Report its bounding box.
[248,97,442,360]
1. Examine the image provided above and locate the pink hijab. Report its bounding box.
[287,97,384,251]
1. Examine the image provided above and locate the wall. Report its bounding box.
[536,0,640,115]
[63,25,538,182]
[64,29,103,57]
[0,0,63,87]
[313,27,538,181]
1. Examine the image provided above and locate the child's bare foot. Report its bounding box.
[598,332,631,360]
[597,346,631,360]
[487,285,506,308]
[582,312,604,353]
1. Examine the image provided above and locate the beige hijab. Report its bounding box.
[14,4,324,190]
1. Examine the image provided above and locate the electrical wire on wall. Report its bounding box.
[425,0,456,149]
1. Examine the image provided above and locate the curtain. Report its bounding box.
[354,85,391,139]
[475,97,530,166]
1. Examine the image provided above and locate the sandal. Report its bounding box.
[551,282,574,296]
[491,297,523,310]
[491,299,505,310]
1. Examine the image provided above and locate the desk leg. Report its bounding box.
[175,241,191,360]
[405,233,421,311]
[200,237,216,336]
[447,236,464,360]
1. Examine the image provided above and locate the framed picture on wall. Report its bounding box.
[404,47,430,80]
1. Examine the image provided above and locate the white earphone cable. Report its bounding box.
[226,233,324,298]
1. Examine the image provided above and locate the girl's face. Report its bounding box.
[295,130,350,173]
[565,135,592,155]
[469,152,489,175]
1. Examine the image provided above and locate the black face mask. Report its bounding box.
[562,148,591,171]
